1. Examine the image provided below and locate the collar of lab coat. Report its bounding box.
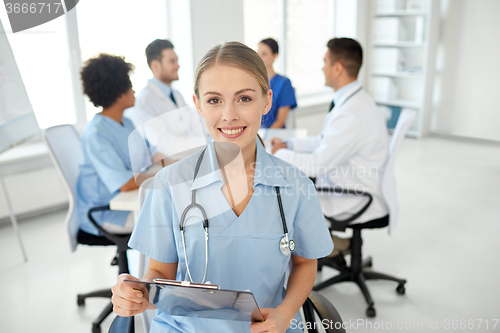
[333,80,361,108]
[146,79,170,101]
[190,139,290,191]
[150,77,173,98]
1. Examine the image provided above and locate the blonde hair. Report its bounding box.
[194,41,270,98]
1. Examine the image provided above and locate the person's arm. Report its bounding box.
[270,134,322,155]
[269,106,291,129]
[274,112,360,178]
[250,255,316,333]
[120,177,139,192]
[112,260,178,316]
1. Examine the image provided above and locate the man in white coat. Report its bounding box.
[126,39,187,125]
[271,38,389,263]
[125,39,207,162]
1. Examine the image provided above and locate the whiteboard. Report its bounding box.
[0,19,40,154]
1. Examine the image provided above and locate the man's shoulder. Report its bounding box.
[338,89,377,114]
[136,83,156,100]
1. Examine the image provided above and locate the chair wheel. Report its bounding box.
[366,306,376,317]
[92,324,101,333]
[396,284,406,295]
[77,295,85,306]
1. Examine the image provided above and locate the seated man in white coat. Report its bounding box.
[125,39,208,162]
[271,38,389,266]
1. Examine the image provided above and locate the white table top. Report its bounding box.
[109,189,139,211]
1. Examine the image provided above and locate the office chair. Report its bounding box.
[109,290,346,333]
[43,125,131,333]
[313,109,417,318]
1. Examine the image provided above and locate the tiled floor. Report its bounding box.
[1,137,499,333]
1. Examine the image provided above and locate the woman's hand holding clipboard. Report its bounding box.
[114,276,264,323]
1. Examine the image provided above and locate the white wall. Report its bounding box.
[167,0,195,106]
[167,0,244,106]
[190,0,244,68]
[431,0,500,141]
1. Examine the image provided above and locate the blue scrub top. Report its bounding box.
[129,139,333,332]
[261,74,297,128]
[76,114,136,235]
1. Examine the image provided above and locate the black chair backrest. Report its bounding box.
[304,290,346,333]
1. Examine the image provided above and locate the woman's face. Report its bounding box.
[257,43,278,69]
[193,65,272,152]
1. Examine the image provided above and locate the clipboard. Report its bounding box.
[125,279,264,322]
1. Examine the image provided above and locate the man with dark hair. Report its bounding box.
[271,38,389,265]
[125,39,208,159]
[125,39,187,127]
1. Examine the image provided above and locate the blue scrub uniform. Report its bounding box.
[129,140,333,332]
[261,74,297,128]
[76,114,136,235]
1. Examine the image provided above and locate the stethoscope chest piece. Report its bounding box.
[280,234,296,256]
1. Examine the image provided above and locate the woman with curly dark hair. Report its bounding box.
[76,53,141,235]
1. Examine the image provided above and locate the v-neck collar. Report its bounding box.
[190,139,290,191]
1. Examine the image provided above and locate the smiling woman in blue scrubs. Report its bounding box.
[77,54,140,236]
[258,38,297,129]
[111,42,333,333]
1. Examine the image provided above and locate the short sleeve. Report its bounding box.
[291,179,333,259]
[277,78,297,109]
[85,133,133,193]
[128,172,179,263]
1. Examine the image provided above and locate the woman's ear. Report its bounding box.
[193,94,203,117]
[262,89,273,115]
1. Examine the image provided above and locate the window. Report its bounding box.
[243,0,334,98]
[0,14,75,129]
[76,0,168,120]
[285,0,334,96]
[243,0,282,72]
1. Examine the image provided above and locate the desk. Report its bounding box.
[258,128,308,151]
[109,189,139,212]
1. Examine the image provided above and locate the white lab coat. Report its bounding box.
[275,82,389,224]
[125,80,210,157]
[125,79,188,127]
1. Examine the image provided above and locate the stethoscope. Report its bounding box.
[336,86,362,109]
[179,147,295,284]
